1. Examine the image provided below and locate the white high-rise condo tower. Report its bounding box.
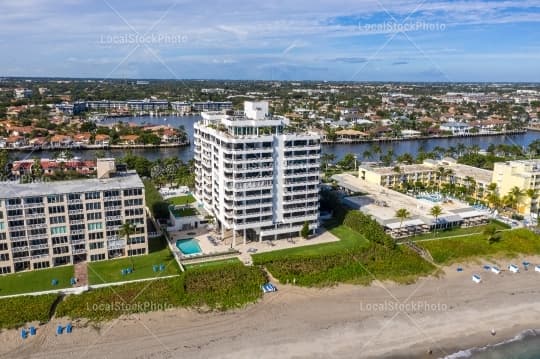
[194,101,321,246]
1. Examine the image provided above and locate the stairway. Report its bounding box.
[73,261,88,287]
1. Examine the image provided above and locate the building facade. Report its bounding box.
[493,160,540,215]
[194,101,321,245]
[192,101,233,112]
[0,159,148,274]
[359,158,493,198]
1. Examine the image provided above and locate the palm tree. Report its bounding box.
[487,192,501,211]
[119,222,137,270]
[362,150,372,161]
[395,208,411,233]
[508,186,525,214]
[430,205,443,233]
[464,176,476,197]
[526,189,539,221]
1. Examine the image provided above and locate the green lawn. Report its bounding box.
[168,194,196,206]
[0,265,74,296]
[88,237,180,284]
[170,207,197,218]
[421,228,540,265]
[252,224,369,260]
[411,220,509,241]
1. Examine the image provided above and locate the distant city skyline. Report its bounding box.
[1,0,540,82]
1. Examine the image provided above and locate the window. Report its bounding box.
[87,212,102,221]
[123,188,143,196]
[128,236,145,245]
[104,190,120,198]
[24,196,43,205]
[0,222,4,231]
[53,246,69,255]
[0,253,9,261]
[47,195,64,203]
[0,243,7,251]
[52,237,69,245]
[8,220,24,228]
[89,242,104,250]
[68,193,81,201]
[86,202,101,211]
[124,198,143,207]
[29,228,47,236]
[128,248,146,256]
[85,192,100,200]
[50,216,66,224]
[26,207,45,216]
[49,206,65,214]
[0,267,11,274]
[33,261,50,270]
[26,218,46,226]
[7,209,22,217]
[7,198,21,206]
[90,254,106,262]
[87,222,103,231]
[125,208,144,216]
[88,232,104,240]
[51,226,67,235]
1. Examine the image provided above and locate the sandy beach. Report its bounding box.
[1,256,540,359]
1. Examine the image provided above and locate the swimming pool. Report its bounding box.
[176,239,202,255]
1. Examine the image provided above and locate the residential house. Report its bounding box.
[94,134,111,147]
[119,135,141,145]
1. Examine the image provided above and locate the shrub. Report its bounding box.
[0,295,58,329]
[343,211,396,249]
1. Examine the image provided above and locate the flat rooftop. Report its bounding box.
[334,174,483,227]
[1,171,143,199]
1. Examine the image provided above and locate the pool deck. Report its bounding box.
[167,226,341,266]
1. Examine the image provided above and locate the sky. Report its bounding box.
[1,0,539,82]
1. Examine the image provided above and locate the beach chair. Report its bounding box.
[159,264,165,271]
[56,326,63,335]
[21,329,27,339]
[472,274,482,283]
[508,264,519,273]
[535,265,540,273]
[491,266,501,275]
[153,265,159,272]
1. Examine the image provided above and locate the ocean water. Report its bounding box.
[445,329,540,359]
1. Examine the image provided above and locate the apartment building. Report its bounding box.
[359,158,493,196]
[493,159,540,215]
[0,159,148,274]
[192,101,233,112]
[194,101,321,246]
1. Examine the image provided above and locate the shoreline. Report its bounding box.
[1,130,529,153]
[1,257,540,358]
[321,129,527,145]
[0,142,190,152]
